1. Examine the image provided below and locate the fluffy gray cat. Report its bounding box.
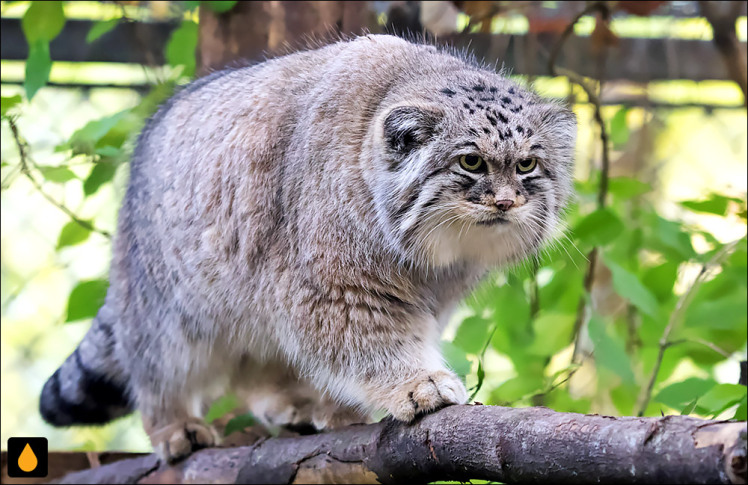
[40,34,576,462]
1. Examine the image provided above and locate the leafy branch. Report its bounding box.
[635,237,745,416]
[7,116,111,238]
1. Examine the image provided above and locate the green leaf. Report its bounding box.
[604,257,660,319]
[490,374,544,403]
[37,165,76,182]
[224,412,256,436]
[588,316,635,384]
[84,161,118,196]
[641,261,679,303]
[94,145,122,158]
[681,398,698,415]
[66,279,109,322]
[733,396,747,420]
[441,340,471,378]
[608,106,629,148]
[527,312,575,356]
[205,394,240,423]
[728,239,747,269]
[65,110,130,155]
[22,1,65,44]
[165,20,198,78]
[469,361,486,401]
[680,194,738,216]
[684,297,747,330]
[696,384,746,416]
[608,176,651,199]
[573,208,624,247]
[1,95,22,117]
[57,221,91,249]
[654,377,717,409]
[24,40,52,101]
[202,1,237,13]
[453,316,491,354]
[86,18,119,43]
[647,216,697,261]
[486,281,533,356]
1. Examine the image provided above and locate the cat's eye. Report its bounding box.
[459,154,485,172]
[517,158,537,174]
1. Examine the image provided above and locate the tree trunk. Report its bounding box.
[197,1,375,75]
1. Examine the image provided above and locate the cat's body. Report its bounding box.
[40,35,576,461]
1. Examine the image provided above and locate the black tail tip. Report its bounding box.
[39,368,133,426]
[39,370,75,426]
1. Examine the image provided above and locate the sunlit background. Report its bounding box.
[1,1,746,453]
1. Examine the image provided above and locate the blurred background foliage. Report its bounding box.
[1,0,746,453]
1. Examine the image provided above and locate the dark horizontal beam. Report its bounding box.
[1,18,745,82]
[0,18,171,65]
[0,80,152,93]
[437,32,746,83]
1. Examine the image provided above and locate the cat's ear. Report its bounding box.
[383,105,441,153]
[536,104,577,143]
[539,104,577,131]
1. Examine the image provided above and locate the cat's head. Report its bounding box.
[369,75,576,268]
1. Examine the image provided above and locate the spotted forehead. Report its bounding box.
[438,83,539,146]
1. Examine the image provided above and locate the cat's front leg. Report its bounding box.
[285,300,468,422]
[358,342,469,422]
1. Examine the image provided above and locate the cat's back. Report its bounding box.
[112,35,447,311]
[120,35,453,244]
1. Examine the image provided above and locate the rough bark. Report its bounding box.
[30,405,747,484]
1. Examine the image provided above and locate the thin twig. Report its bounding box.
[468,321,501,401]
[571,247,598,363]
[546,2,613,364]
[529,367,580,402]
[635,238,744,416]
[667,338,732,359]
[547,2,608,79]
[1,162,22,189]
[7,117,111,238]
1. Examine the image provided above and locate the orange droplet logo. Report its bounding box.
[18,443,38,472]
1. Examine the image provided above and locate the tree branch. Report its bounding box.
[43,405,746,484]
[635,237,744,416]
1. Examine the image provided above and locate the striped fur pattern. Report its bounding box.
[39,35,575,462]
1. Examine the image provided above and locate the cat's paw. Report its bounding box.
[151,418,218,463]
[388,369,468,422]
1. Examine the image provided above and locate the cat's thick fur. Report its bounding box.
[40,35,576,461]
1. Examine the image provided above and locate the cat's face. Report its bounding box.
[372,78,576,268]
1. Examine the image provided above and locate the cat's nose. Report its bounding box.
[495,199,515,211]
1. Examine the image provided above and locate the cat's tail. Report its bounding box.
[39,303,134,426]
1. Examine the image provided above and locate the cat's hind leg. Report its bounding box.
[134,347,229,462]
[232,356,370,432]
[139,390,220,463]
